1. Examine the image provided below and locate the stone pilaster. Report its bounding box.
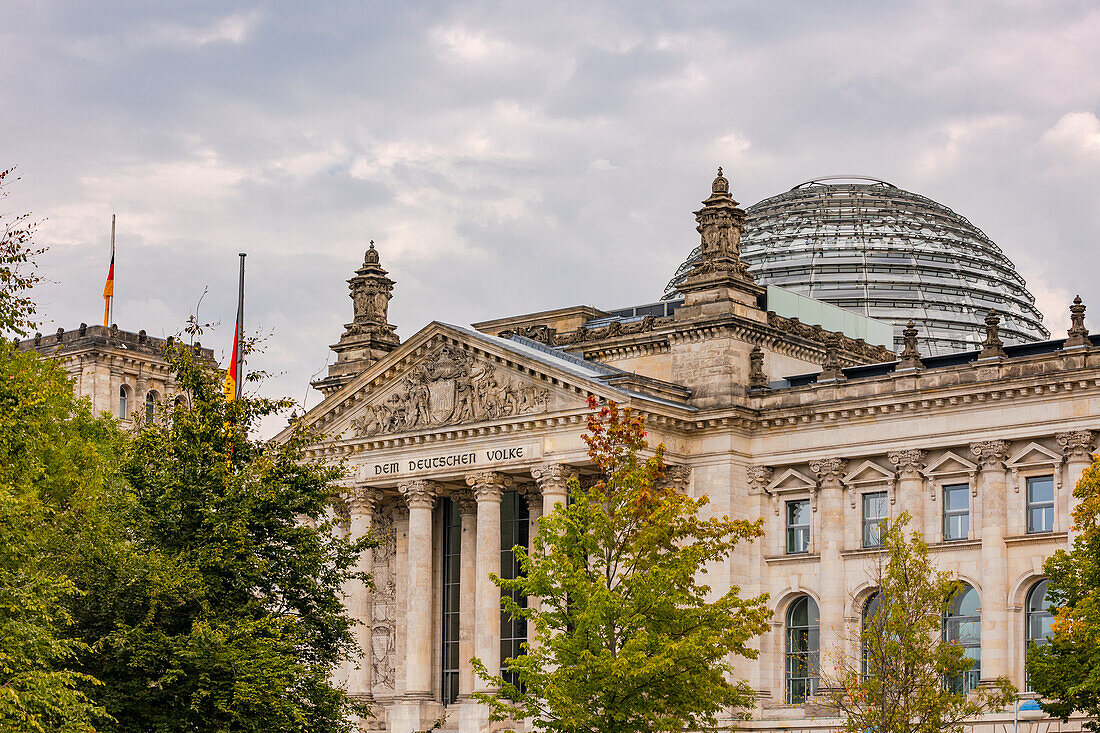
[466,471,512,693]
[398,479,439,700]
[809,457,847,666]
[531,464,577,518]
[888,449,927,536]
[971,440,1009,684]
[1057,430,1095,541]
[345,488,381,704]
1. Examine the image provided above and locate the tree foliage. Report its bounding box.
[822,512,1014,733]
[0,167,43,337]
[1028,455,1100,730]
[64,340,374,733]
[472,397,770,733]
[0,340,116,732]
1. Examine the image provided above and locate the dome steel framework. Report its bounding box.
[664,176,1049,356]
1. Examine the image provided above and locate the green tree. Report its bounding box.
[0,340,116,732]
[472,397,770,733]
[1028,455,1100,730]
[0,167,43,337]
[69,339,373,733]
[822,512,1014,733]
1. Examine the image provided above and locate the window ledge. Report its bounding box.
[1004,531,1068,546]
[763,552,821,565]
[928,538,982,552]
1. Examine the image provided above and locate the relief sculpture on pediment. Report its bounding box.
[349,345,551,437]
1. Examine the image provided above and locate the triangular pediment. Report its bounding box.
[767,468,817,494]
[1006,442,1062,470]
[925,451,978,478]
[844,460,894,486]
[288,322,687,443]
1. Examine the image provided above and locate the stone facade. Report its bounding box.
[14,323,212,422]
[291,171,1096,732]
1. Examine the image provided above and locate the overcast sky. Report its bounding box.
[4,1,1100,421]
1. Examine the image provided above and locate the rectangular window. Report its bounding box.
[500,491,530,690]
[441,499,462,705]
[1026,475,1055,533]
[942,484,969,541]
[786,499,811,554]
[862,492,888,548]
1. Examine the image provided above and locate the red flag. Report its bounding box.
[224,324,239,402]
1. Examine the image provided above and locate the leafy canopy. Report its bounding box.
[473,397,770,733]
[1028,454,1100,730]
[822,512,1014,733]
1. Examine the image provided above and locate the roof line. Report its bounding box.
[791,175,896,189]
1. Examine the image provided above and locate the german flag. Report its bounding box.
[223,324,240,402]
[103,215,115,327]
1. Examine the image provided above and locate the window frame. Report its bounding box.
[784,596,820,704]
[1025,579,1053,691]
[119,384,131,419]
[942,483,970,542]
[440,499,462,705]
[500,490,529,691]
[785,499,811,555]
[862,491,889,548]
[1025,475,1055,534]
[943,583,981,693]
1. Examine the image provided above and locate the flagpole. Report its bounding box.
[109,214,115,325]
[235,253,246,400]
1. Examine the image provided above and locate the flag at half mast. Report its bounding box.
[102,215,115,327]
[223,254,246,403]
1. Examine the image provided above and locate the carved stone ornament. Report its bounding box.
[450,489,477,515]
[657,465,692,494]
[746,465,773,494]
[767,312,893,364]
[897,320,924,370]
[551,314,665,347]
[398,479,439,510]
[530,463,577,492]
[810,458,848,486]
[370,503,398,690]
[748,345,769,391]
[970,440,1010,469]
[1065,295,1090,348]
[349,344,551,437]
[979,310,1006,359]
[818,334,846,382]
[466,470,513,501]
[345,487,382,517]
[888,449,927,476]
[1056,430,1096,461]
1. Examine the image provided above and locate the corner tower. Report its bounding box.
[312,242,401,397]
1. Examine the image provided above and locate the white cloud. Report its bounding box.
[1038,112,1100,158]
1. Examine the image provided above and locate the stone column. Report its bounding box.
[809,456,847,691]
[466,471,512,692]
[971,440,1010,685]
[1058,430,1095,541]
[398,479,439,700]
[450,490,478,700]
[345,488,379,702]
[888,449,927,537]
[531,463,576,518]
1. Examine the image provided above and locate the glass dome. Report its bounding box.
[665,176,1049,356]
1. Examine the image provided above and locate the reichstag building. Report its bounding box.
[25,170,1093,732]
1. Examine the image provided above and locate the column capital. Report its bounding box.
[809,457,847,487]
[970,439,1010,469]
[344,487,383,516]
[399,479,440,510]
[1057,430,1096,461]
[888,449,927,477]
[530,463,577,492]
[657,465,692,494]
[466,470,512,502]
[746,465,773,494]
[450,489,478,515]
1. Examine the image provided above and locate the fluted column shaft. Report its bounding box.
[972,440,1009,684]
[346,489,378,700]
[451,491,478,698]
[531,464,576,519]
[399,480,439,698]
[889,450,927,537]
[810,457,847,677]
[467,471,512,692]
[1059,430,1096,542]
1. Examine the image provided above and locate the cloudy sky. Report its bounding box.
[4,0,1100,421]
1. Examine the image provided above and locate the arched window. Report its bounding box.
[1026,579,1053,689]
[862,592,882,676]
[145,391,158,422]
[785,596,820,704]
[944,583,981,693]
[119,385,130,419]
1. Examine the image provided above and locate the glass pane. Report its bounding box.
[1027,476,1054,504]
[944,484,968,511]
